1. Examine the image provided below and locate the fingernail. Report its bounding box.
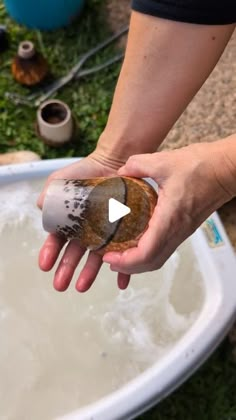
[76,280,87,293]
[119,283,129,290]
[103,253,121,264]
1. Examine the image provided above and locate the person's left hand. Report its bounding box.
[38,154,130,292]
[103,142,234,275]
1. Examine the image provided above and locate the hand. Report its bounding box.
[103,142,233,275]
[38,153,131,292]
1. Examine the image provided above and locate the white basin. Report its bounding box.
[0,158,236,420]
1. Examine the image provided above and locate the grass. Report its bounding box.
[140,340,236,420]
[0,0,121,158]
[0,1,236,419]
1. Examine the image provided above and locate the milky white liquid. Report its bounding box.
[0,180,204,420]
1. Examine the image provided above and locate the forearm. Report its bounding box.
[95,11,234,165]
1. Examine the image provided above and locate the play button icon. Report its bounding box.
[108,198,131,223]
[75,176,156,251]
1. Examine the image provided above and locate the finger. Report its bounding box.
[110,239,177,275]
[37,176,54,210]
[109,232,176,275]
[112,227,189,275]
[110,263,147,275]
[76,252,103,293]
[104,197,173,273]
[117,272,130,290]
[109,203,192,275]
[118,153,157,178]
[53,240,86,292]
[39,234,66,272]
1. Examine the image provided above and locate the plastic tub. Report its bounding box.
[0,158,236,420]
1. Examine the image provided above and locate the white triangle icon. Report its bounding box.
[108,198,131,223]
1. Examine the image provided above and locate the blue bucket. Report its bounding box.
[4,0,85,31]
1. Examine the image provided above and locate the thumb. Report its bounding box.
[37,182,49,209]
[118,153,158,179]
[37,174,56,209]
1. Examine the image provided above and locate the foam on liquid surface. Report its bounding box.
[0,179,204,420]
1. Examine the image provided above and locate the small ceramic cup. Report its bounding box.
[37,100,74,146]
[17,40,35,59]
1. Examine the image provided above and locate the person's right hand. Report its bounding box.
[103,139,235,275]
[37,153,131,292]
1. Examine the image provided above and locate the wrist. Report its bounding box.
[94,125,163,169]
[90,132,128,171]
[205,136,236,199]
[92,131,139,170]
[215,135,236,197]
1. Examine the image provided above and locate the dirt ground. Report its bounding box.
[106,0,236,342]
[106,0,131,38]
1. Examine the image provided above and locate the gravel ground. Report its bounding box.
[106,1,236,149]
[162,31,236,149]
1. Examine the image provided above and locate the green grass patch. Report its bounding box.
[0,0,121,158]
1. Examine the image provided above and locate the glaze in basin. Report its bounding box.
[0,158,236,420]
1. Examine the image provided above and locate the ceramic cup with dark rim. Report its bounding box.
[37,100,74,146]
